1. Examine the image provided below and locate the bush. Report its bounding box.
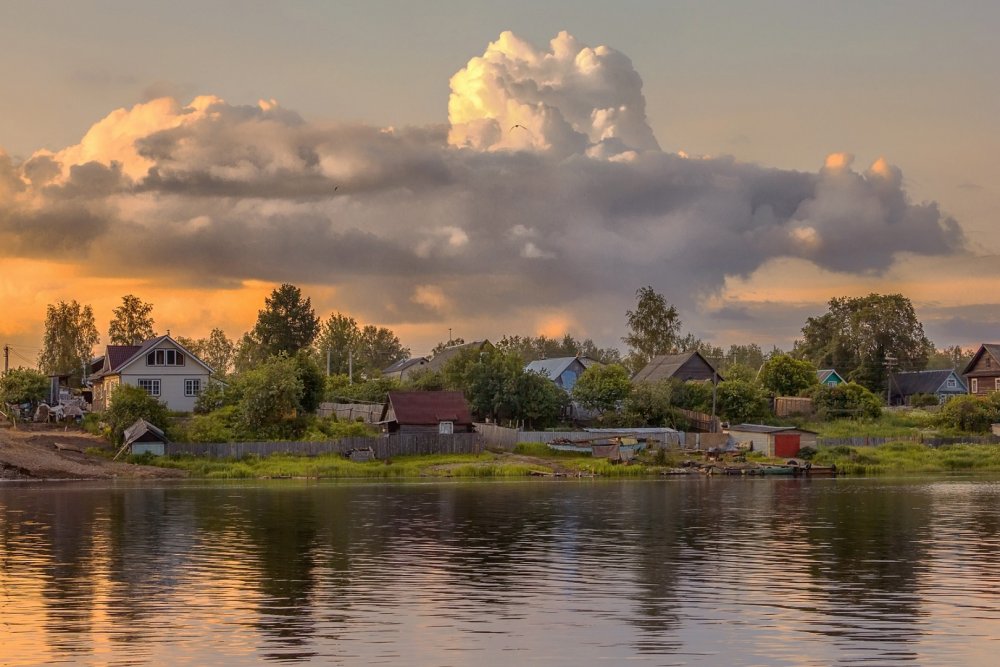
[104,384,171,445]
[938,394,1000,433]
[187,405,239,442]
[0,368,48,406]
[812,382,882,420]
[909,393,940,408]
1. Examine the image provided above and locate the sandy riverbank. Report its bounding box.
[0,423,186,480]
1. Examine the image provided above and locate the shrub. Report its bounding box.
[938,394,1000,433]
[0,368,48,406]
[812,382,882,420]
[909,393,940,408]
[104,384,171,445]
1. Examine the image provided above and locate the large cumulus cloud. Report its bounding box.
[0,31,965,338]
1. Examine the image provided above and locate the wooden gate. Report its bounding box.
[774,433,801,458]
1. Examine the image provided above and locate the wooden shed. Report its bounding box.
[122,418,170,456]
[380,391,474,435]
[727,424,818,458]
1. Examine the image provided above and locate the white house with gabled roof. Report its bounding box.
[89,334,215,412]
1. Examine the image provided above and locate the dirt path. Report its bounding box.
[0,423,186,480]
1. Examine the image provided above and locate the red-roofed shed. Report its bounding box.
[381,391,474,435]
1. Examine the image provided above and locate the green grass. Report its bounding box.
[811,441,1000,475]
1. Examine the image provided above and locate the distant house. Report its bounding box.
[380,391,474,435]
[816,369,846,386]
[525,356,596,392]
[889,370,967,405]
[381,357,429,381]
[423,340,492,374]
[632,351,723,384]
[90,335,215,413]
[962,344,1000,396]
[728,424,818,458]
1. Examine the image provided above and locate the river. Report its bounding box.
[2,477,999,665]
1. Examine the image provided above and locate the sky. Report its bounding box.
[1,0,998,364]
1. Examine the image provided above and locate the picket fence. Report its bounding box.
[167,432,483,459]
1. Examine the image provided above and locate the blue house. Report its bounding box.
[525,357,594,392]
[889,370,967,406]
[817,369,846,386]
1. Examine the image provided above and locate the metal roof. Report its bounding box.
[386,391,473,426]
[728,424,818,434]
[632,351,721,383]
[123,418,169,447]
[891,370,966,396]
[525,357,583,379]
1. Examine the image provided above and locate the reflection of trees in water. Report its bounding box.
[103,487,195,651]
[801,480,931,660]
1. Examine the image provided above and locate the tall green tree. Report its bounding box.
[38,300,100,382]
[108,294,156,345]
[0,368,49,406]
[716,379,770,424]
[796,293,934,393]
[572,364,632,413]
[251,284,319,357]
[315,313,360,375]
[355,324,409,376]
[176,328,235,376]
[759,354,818,396]
[623,286,683,372]
[313,312,408,377]
[495,334,622,365]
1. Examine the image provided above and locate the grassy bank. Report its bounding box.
[134,437,1000,480]
[809,441,1000,475]
[145,446,660,479]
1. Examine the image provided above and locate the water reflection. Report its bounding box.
[2,477,1000,665]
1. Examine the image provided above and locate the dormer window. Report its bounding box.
[146,349,185,366]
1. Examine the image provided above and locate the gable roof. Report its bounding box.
[525,357,586,379]
[93,335,214,378]
[632,351,722,384]
[424,340,490,373]
[382,357,428,375]
[891,370,966,396]
[962,344,1000,376]
[817,369,844,384]
[123,418,169,447]
[385,391,473,426]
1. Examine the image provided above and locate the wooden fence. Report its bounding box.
[675,408,722,433]
[316,402,383,423]
[167,432,483,459]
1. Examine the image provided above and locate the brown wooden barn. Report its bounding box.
[380,391,474,435]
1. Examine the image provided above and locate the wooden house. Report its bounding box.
[889,370,967,405]
[632,351,723,384]
[423,340,492,374]
[727,424,818,458]
[525,356,596,392]
[380,391,474,434]
[817,369,845,386]
[962,344,1000,396]
[381,357,429,381]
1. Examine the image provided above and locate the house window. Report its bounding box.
[946,378,957,389]
[972,378,979,394]
[184,379,202,397]
[138,379,161,396]
[438,421,454,435]
[146,349,185,366]
[996,378,1000,392]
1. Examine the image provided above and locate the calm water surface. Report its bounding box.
[2,477,1000,666]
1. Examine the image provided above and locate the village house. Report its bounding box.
[422,340,492,374]
[632,350,723,384]
[525,356,598,392]
[889,369,967,405]
[89,334,215,413]
[817,369,846,386]
[381,357,429,381]
[962,344,1000,396]
[379,391,474,435]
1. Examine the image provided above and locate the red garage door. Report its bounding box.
[774,434,801,458]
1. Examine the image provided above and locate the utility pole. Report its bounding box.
[348,348,353,385]
[326,349,331,376]
[3,345,8,375]
[884,354,897,406]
